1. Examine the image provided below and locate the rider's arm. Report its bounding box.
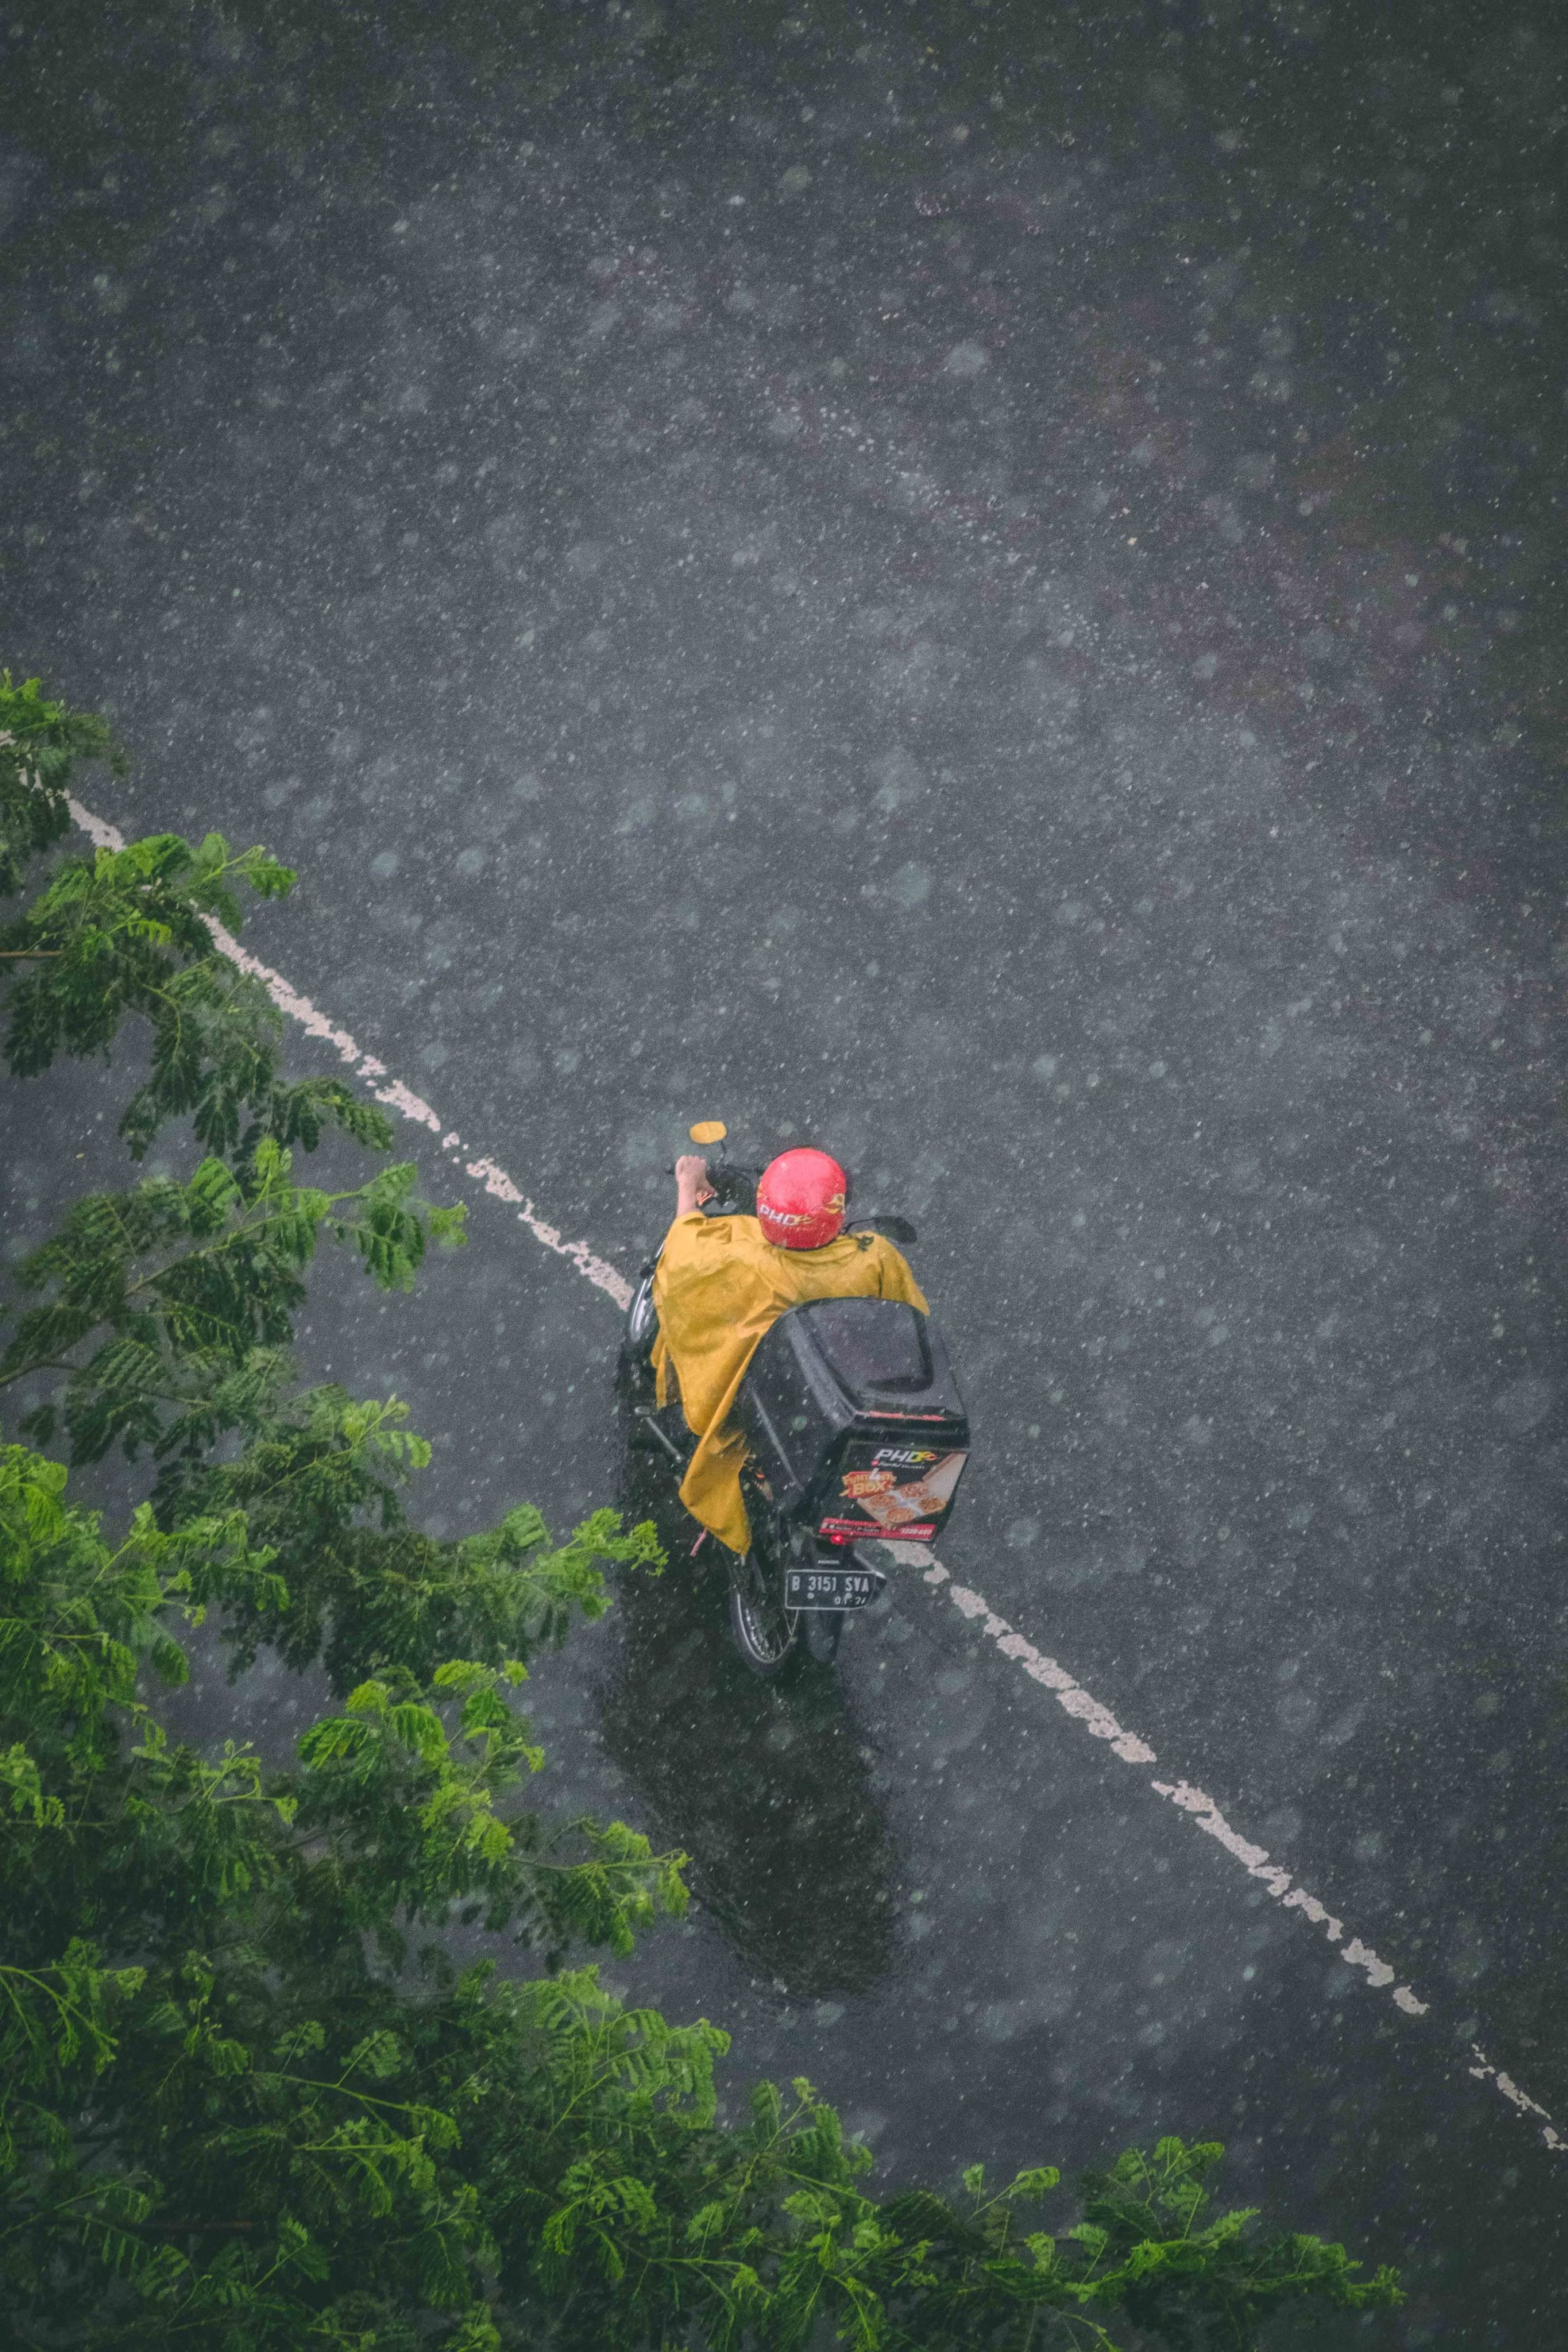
[875,1238,930,1317]
[674,1153,716,1218]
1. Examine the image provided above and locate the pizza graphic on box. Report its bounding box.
[819,1447,967,1539]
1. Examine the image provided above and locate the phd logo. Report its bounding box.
[874,1447,937,1468]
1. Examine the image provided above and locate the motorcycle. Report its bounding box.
[618,1122,971,1678]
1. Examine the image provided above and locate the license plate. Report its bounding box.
[784,1566,884,1612]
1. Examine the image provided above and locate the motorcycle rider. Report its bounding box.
[652,1145,928,1558]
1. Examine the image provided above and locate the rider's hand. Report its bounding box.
[675,1154,717,1216]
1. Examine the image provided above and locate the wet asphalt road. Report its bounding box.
[6,23,1568,2346]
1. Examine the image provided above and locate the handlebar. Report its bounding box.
[703,1157,761,1215]
[659,1152,759,1211]
[701,1165,915,1242]
[666,1137,915,1242]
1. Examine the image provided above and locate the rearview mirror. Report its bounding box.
[848,1214,918,1246]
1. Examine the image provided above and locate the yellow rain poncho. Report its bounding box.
[651,1211,929,1556]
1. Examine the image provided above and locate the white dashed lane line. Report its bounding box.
[68,798,632,1308]
[906,1547,1563,2148]
[66,796,1562,2154]
[907,1549,1425,2011]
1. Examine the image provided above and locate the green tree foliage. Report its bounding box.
[0,670,125,898]
[0,681,1404,2342]
[178,1379,659,1697]
[2,1145,467,1460]
[2,820,396,1164]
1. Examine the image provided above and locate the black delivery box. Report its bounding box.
[736,1297,969,1544]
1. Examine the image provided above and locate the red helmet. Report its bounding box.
[755,1148,848,1250]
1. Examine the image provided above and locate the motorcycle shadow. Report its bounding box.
[600,1443,899,2001]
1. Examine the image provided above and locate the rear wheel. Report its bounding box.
[726,1549,799,1678]
[801,1609,843,1666]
